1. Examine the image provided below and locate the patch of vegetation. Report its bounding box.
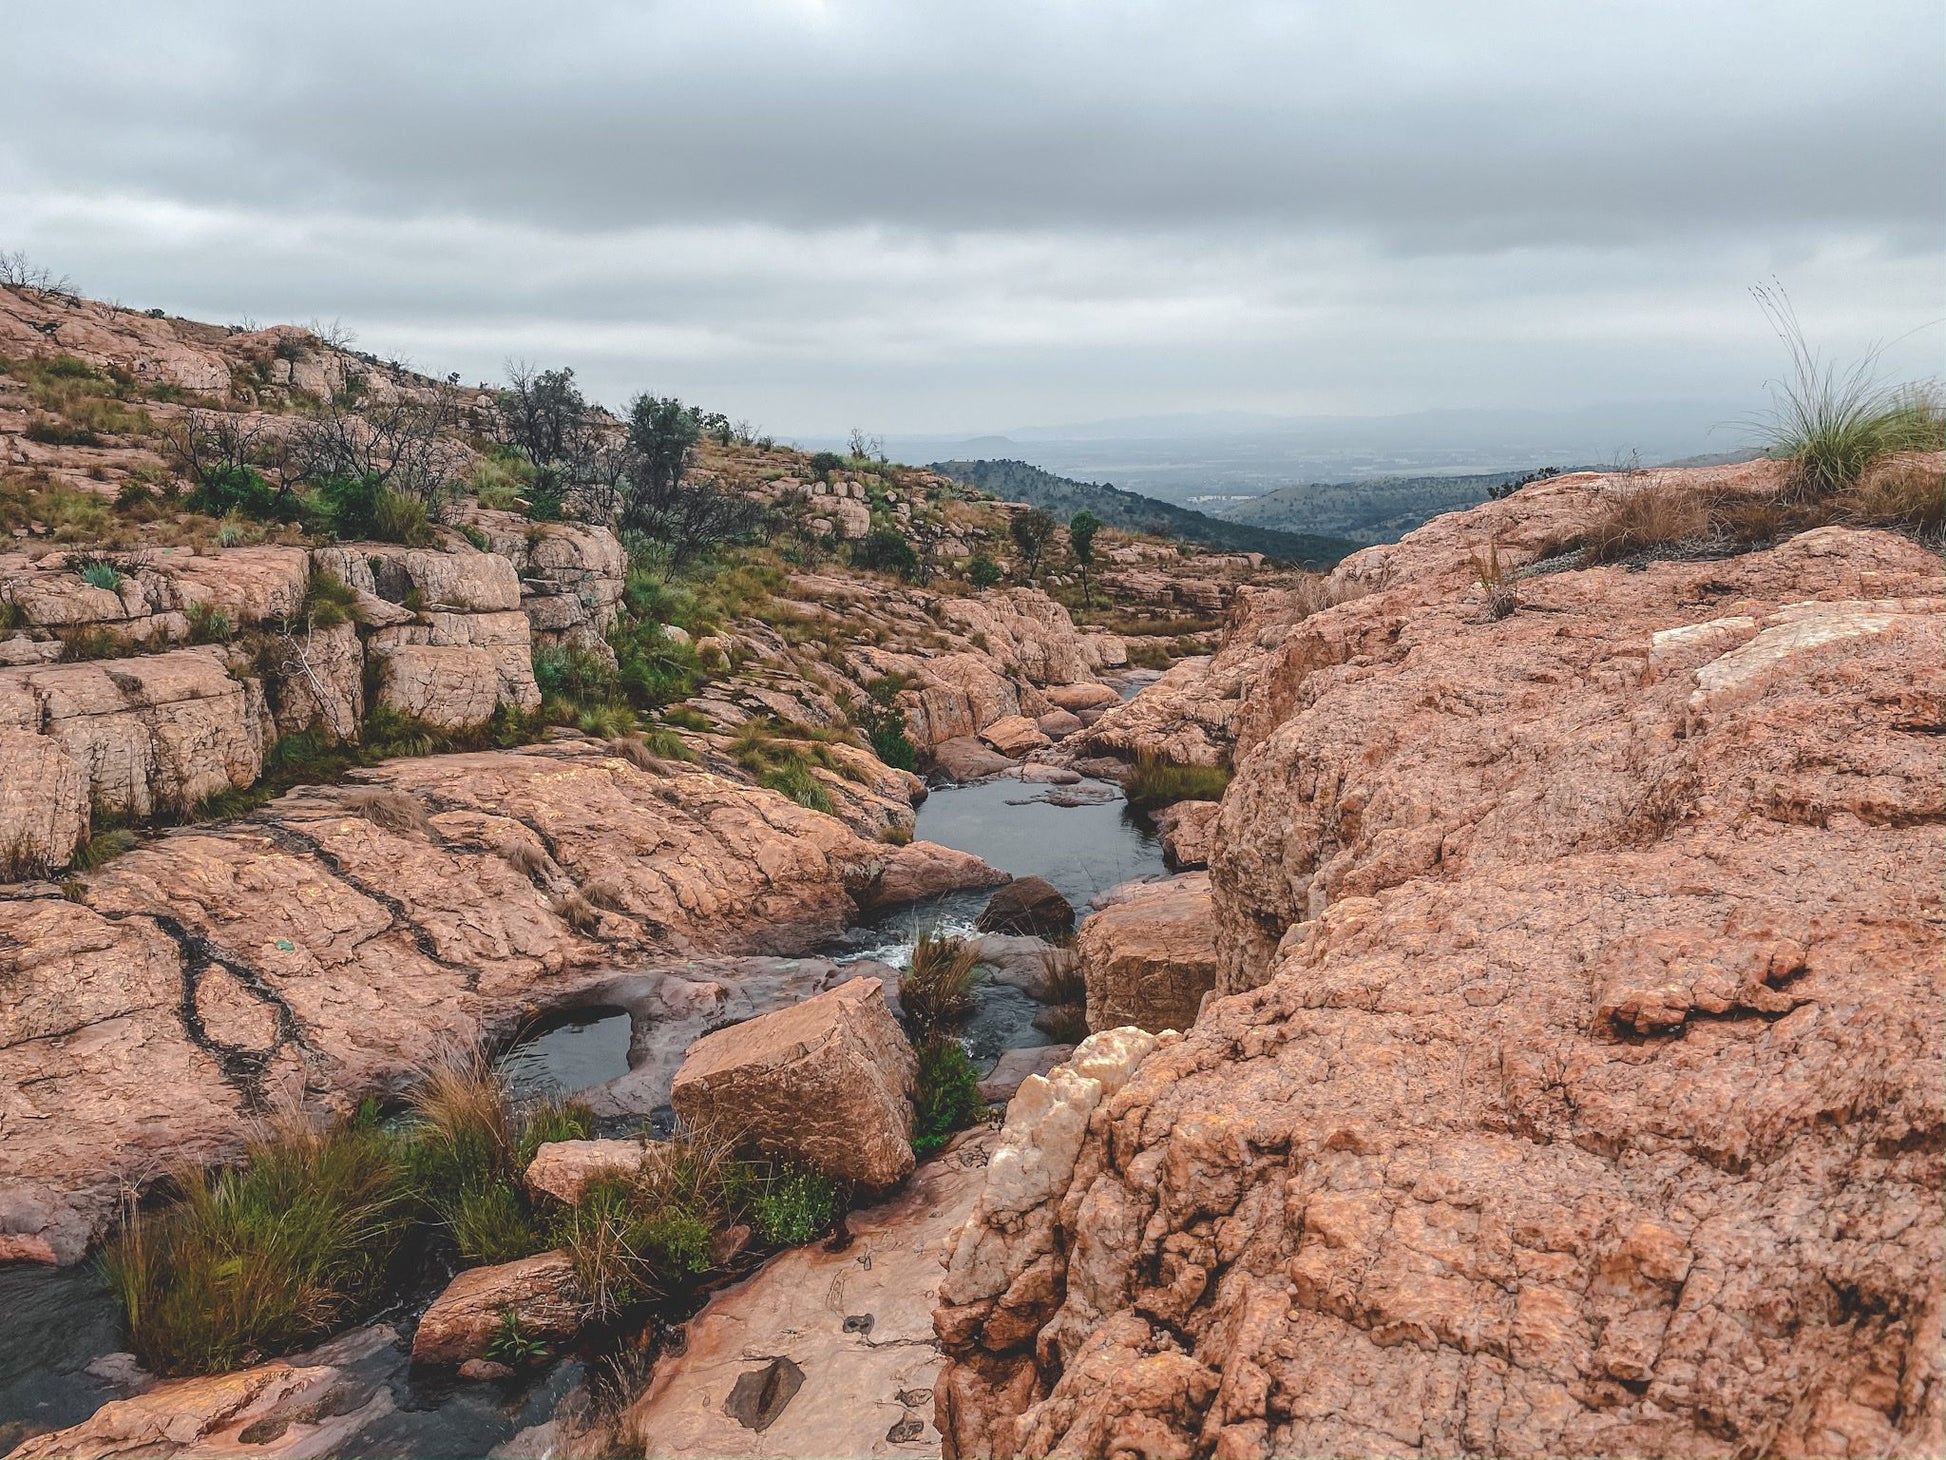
[749,1166,841,1247]
[1123,753,1231,812]
[1753,284,1945,498]
[729,719,862,815]
[912,1038,984,1157]
[900,928,981,1041]
[100,1112,409,1375]
[966,554,1002,589]
[1034,944,1088,1044]
[850,529,923,583]
[184,600,235,644]
[856,676,918,772]
[69,826,139,872]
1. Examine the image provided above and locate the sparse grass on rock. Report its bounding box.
[1123,753,1231,812]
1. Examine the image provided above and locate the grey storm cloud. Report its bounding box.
[2,0,1940,436]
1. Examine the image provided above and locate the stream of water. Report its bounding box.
[0,770,1166,1455]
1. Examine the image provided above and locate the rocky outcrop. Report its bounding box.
[1154,798,1219,870]
[1075,873,1217,1034]
[3,1326,397,1460]
[0,740,961,1260]
[861,839,1011,910]
[617,1131,998,1459]
[410,1250,585,1365]
[934,470,1946,1458]
[978,715,1050,758]
[977,877,1074,940]
[1076,586,1321,767]
[670,977,917,1190]
[934,1029,1167,1459]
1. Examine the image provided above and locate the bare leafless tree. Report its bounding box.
[294,371,469,509]
[0,249,77,300]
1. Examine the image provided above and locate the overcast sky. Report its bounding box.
[3,1,1939,438]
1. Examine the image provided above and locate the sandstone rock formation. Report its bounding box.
[935,466,1946,1459]
[524,1138,664,1206]
[1155,798,1220,870]
[1075,873,1217,1034]
[670,977,918,1190]
[616,1130,997,1459]
[3,1326,398,1460]
[978,715,1051,758]
[861,839,1011,911]
[0,741,982,1260]
[411,1250,586,1366]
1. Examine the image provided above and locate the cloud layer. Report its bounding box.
[3,0,1939,436]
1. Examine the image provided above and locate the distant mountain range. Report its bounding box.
[929,459,1362,567]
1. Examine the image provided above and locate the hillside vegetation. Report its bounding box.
[930,457,1360,565]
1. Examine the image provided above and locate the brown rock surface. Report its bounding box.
[1154,798,1220,870]
[524,1138,665,1206]
[617,1131,997,1459]
[3,1327,397,1460]
[935,470,1946,1459]
[976,877,1074,939]
[862,839,1010,910]
[670,976,917,1189]
[410,1250,586,1365]
[978,715,1051,758]
[0,740,908,1258]
[1075,873,1217,1034]
[931,736,1016,782]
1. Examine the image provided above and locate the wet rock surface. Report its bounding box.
[975,877,1075,940]
[620,1130,997,1459]
[935,466,1946,1459]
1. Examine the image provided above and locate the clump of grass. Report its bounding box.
[184,600,235,644]
[100,1112,408,1376]
[70,827,138,871]
[1034,944,1089,1043]
[552,890,601,934]
[730,719,857,815]
[576,704,637,740]
[495,835,550,879]
[1122,753,1231,812]
[1752,283,1945,499]
[342,787,433,838]
[880,823,914,846]
[299,570,360,629]
[1468,539,1519,621]
[900,928,981,1041]
[912,1038,984,1157]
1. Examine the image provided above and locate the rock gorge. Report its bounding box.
[0,277,1939,1460]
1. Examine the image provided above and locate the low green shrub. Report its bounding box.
[912,1038,984,1157]
[184,600,234,644]
[751,1166,841,1247]
[1122,753,1230,812]
[857,677,918,771]
[966,554,1002,589]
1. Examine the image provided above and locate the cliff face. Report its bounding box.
[936,464,1945,1458]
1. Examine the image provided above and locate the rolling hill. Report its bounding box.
[929,458,1361,566]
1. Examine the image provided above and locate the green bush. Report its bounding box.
[851,529,921,582]
[967,554,1002,589]
[184,600,234,644]
[186,464,298,523]
[751,1166,841,1247]
[857,677,918,771]
[76,560,122,591]
[311,474,433,545]
[912,1038,984,1157]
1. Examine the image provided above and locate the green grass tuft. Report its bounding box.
[1122,753,1231,812]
